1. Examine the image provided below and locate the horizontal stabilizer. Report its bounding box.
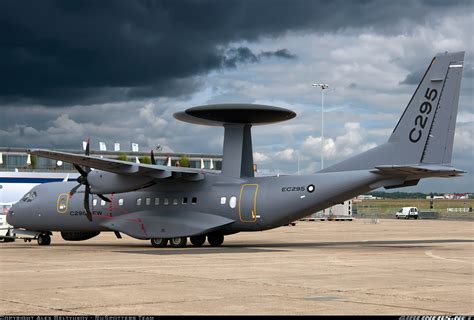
[375,164,465,177]
[100,210,234,239]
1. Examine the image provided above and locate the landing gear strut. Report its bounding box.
[150,234,225,248]
[37,233,51,246]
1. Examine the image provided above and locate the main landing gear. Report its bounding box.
[150,234,224,248]
[37,233,51,246]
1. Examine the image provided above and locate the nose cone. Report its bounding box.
[6,204,18,226]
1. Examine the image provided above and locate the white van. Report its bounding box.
[395,207,419,219]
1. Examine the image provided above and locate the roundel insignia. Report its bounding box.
[307,184,315,193]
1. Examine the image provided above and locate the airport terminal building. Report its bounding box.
[0,147,222,172]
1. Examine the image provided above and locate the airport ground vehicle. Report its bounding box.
[395,207,419,219]
[0,203,15,242]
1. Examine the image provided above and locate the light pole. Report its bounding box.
[312,83,329,170]
[297,150,300,175]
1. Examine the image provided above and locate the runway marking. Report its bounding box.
[424,250,472,265]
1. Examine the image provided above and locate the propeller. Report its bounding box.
[150,150,156,165]
[69,139,110,222]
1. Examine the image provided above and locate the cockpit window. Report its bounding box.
[21,191,37,202]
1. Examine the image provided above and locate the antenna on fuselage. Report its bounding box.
[173,104,296,178]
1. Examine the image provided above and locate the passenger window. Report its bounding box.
[220,197,226,205]
[136,198,142,206]
[146,198,151,205]
[164,198,169,205]
[182,197,188,204]
[229,196,237,209]
[93,199,97,206]
[118,199,124,206]
[100,200,106,206]
[192,197,197,204]
[59,200,66,211]
[173,198,178,205]
[154,198,159,205]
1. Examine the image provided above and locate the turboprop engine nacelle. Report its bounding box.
[87,170,155,194]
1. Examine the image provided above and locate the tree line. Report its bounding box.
[367,191,446,199]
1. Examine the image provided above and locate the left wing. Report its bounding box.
[29,149,215,180]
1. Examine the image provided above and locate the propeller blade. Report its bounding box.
[73,164,88,177]
[84,184,92,222]
[150,150,156,165]
[69,183,82,197]
[97,194,111,202]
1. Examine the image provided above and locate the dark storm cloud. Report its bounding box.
[260,49,297,60]
[0,0,470,106]
[223,47,259,68]
[223,47,296,68]
[400,69,425,85]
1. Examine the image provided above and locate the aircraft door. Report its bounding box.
[56,193,69,214]
[238,184,258,222]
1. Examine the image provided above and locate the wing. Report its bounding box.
[29,149,217,180]
[99,210,235,239]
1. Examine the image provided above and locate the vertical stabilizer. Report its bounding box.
[388,51,464,165]
[322,51,464,173]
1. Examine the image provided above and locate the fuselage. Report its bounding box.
[7,169,382,238]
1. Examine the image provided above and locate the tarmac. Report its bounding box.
[1,219,473,315]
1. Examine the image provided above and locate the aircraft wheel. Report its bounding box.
[37,234,51,246]
[3,229,15,242]
[170,237,187,248]
[190,235,206,247]
[150,238,168,248]
[207,234,224,247]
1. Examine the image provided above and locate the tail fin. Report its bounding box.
[388,51,464,164]
[322,51,464,173]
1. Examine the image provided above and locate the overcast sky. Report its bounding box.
[0,0,473,192]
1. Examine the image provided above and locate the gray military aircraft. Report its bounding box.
[7,51,466,247]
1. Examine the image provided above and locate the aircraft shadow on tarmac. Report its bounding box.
[109,238,473,255]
